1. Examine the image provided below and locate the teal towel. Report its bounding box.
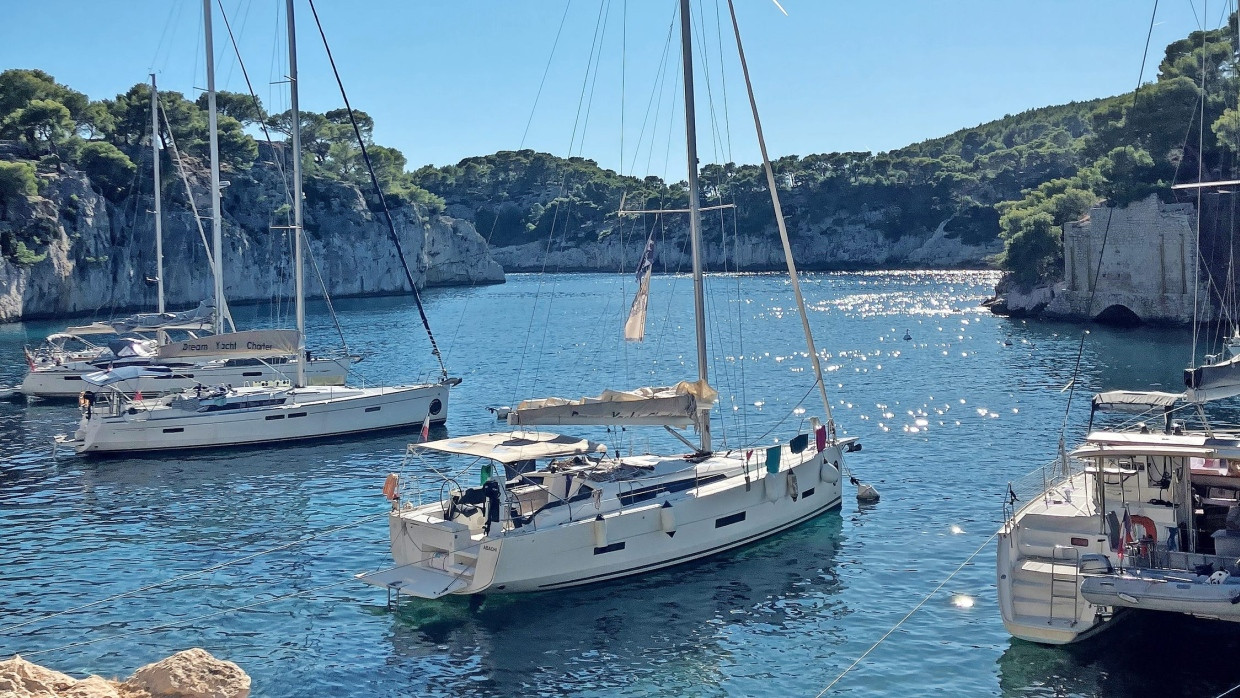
[766,446,781,474]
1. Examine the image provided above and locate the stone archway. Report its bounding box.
[1094,304,1143,327]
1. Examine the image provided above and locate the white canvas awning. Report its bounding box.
[506,380,718,427]
[156,329,300,360]
[416,431,606,464]
[60,324,118,337]
[1071,444,1216,459]
[1092,390,1183,412]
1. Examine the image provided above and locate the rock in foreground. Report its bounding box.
[0,649,250,698]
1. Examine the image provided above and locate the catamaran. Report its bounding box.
[54,0,454,454]
[358,0,864,600]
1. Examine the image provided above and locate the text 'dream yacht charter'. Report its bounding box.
[358,0,866,600]
[54,0,454,454]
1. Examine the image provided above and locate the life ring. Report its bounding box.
[787,471,800,501]
[1130,514,1157,543]
[382,473,400,501]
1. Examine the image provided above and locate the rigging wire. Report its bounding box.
[215,0,350,355]
[306,0,447,379]
[1061,0,1159,435]
[813,531,999,696]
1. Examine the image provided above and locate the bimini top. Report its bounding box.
[416,431,607,464]
[82,365,175,387]
[1091,390,1183,412]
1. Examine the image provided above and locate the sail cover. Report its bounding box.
[155,329,300,360]
[110,300,215,333]
[624,235,656,342]
[506,380,718,428]
[1184,354,1240,403]
[417,431,607,464]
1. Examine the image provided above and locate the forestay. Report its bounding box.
[506,380,718,427]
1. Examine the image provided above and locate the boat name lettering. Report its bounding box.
[213,341,237,350]
[245,341,275,351]
[181,342,209,351]
[483,545,498,552]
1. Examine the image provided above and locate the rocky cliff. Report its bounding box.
[490,215,1001,273]
[0,143,504,323]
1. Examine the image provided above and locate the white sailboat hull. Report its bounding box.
[68,382,448,454]
[21,356,349,398]
[379,446,843,597]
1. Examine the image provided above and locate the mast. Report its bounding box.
[149,73,165,343]
[287,0,307,388]
[725,0,835,436]
[679,0,711,452]
[203,0,224,336]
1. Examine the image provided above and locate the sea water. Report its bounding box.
[1,270,1236,697]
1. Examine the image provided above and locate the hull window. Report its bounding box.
[802,487,815,498]
[288,412,307,418]
[365,406,381,413]
[265,414,285,421]
[715,511,746,528]
[162,427,185,434]
[593,542,626,555]
[63,376,82,381]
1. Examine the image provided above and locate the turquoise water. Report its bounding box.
[2,270,1237,696]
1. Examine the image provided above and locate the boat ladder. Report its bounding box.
[1048,544,1080,626]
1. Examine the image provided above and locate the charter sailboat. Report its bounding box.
[20,74,350,398]
[358,0,860,599]
[55,0,454,454]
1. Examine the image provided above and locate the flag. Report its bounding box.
[134,390,143,402]
[23,347,35,370]
[420,413,431,441]
[815,425,827,452]
[623,234,657,342]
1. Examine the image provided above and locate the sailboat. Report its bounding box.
[358,0,861,599]
[54,0,454,455]
[19,74,351,399]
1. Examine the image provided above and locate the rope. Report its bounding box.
[306,0,448,380]
[814,531,998,696]
[0,512,387,635]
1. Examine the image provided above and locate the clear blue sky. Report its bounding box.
[0,1,1211,179]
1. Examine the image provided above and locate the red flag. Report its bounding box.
[420,413,431,441]
[134,390,143,401]
[23,347,35,370]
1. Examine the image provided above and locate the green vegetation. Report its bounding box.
[0,12,1233,275]
[0,68,441,264]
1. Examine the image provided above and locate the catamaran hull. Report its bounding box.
[21,357,350,398]
[69,383,449,454]
[386,447,843,596]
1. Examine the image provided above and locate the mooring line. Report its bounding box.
[0,512,388,635]
[814,531,998,696]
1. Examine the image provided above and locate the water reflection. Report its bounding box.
[998,612,1240,697]
[382,514,846,697]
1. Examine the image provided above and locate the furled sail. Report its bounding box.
[506,380,718,428]
[110,300,215,333]
[155,329,301,360]
[1184,354,1240,403]
[624,235,656,342]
